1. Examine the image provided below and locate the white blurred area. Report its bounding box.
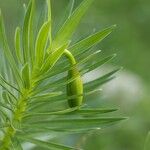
[83,65,145,103]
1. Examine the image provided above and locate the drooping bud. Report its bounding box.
[67,66,83,107]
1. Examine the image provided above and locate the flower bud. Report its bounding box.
[67,66,83,108]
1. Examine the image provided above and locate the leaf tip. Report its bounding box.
[112,24,117,29]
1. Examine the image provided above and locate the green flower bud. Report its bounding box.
[67,66,83,108]
[64,49,83,108]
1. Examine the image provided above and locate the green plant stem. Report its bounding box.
[0,89,31,149]
[64,49,76,65]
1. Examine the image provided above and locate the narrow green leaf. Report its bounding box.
[22,63,30,89]
[18,126,97,136]
[0,108,10,121]
[2,90,11,105]
[0,10,22,88]
[24,107,117,121]
[81,54,117,73]
[0,101,13,112]
[24,107,79,119]
[2,90,16,107]
[69,25,116,55]
[2,90,9,104]
[66,0,75,18]
[14,27,23,64]
[31,91,62,101]
[47,0,52,45]
[54,0,75,35]
[52,0,94,51]
[23,117,125,130]
[35,21,51,68]
[22,1,32,63]
[0,82,18,101]
[19,137,76,150]
[41,42,69,73]
[84,68,122,91]
[0,74,21,93]
[28,0,35,66]
[76,108,118,115]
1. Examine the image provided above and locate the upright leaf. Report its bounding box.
[35,21,51,68]
[47,0,52,45]
[52,0,94,51]
[14,27,23,64]
[22,63,30,89]
[54,0,75,35]
[0,10,22,88]
[22,1,32,63]
[28,0,35,66]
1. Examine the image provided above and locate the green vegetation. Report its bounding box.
[0,0,126,149]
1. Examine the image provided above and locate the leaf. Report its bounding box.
[74,108,118,115]
[23,117,125,131]
[69,25,116,55]
[47,0,52,45]
[21,63,30,89]
[54,0,75,35]
[0,81,18,101]
[19,136,76,150]
[84,68,122,91]
[0,74,21,93]
[12,137,23,150]
[40,42,69,74]
[0,101,13,112]
[28,0,35,66]
[23,107,117,122]
[22,1,32,63]
[31,91,62,100]
[14,27,23,64]
[81,54,117,73]
[0,108,10,121]
[0,10,22,88]
[52,0,94,51]
[23,107,79,119]
[35,21,51,68]
[2,90,16,106]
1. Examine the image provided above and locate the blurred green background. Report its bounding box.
[0,0,150,149]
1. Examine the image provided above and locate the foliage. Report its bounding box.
[0,0,124,149]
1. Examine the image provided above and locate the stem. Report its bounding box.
[64,49,76,65]
[0,89,31,149]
